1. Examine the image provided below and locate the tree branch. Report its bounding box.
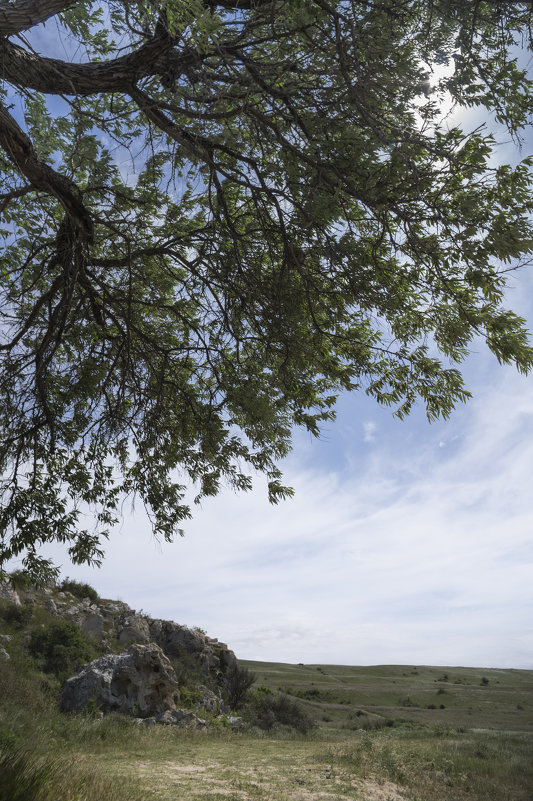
[0,31,181,95]
[0,0,75,35]
[0,103,93,241]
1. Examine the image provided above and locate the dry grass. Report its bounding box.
[85,726,533,801]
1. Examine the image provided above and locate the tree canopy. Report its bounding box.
[1,0,533,581]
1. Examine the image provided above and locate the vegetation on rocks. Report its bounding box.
[0,576,531,800]
[58,580,99,604]
[28,620,97,682]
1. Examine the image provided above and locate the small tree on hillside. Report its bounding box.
[226,665,257,710]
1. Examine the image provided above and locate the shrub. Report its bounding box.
[0,602,32,629]
[58,579,98,603]
[398,697,417,707]
[225,664,256,709]
[244,689,316,734]
[296,688,321,700]
[28,620,95,680]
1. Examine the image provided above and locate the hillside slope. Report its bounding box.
[240,659,533,732]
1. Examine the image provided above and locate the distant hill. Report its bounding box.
[239,659,533,732]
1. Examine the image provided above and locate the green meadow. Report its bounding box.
[1,629,532,801]
[239,659,533,733]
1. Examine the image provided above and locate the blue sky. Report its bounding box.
[42,325,533,669]
[7,23,533,669]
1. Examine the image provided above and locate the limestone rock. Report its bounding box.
[61,643,179,716]
[0,581,21,606]
[148,619,238,679]
[45,599,58,617]
[79,612,105,641]
[0,646,10,661]
[196,685,222,715]
[149,620,205,658]
[157,709,206,728]
[118,614,150,646]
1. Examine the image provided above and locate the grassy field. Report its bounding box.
[239,659,533,733]
[1,594,532,800]
[2,713,532,801]
[2,652,532,800]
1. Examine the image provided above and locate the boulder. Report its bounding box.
[61,643,179,716]
[45,599,58,617]
[117,614,150,646]
[79,612,105,641]
[196,685,222,715]
[0,646,10,661]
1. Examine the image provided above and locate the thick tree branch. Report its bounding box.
[0,103,93,241]
[0,0,74,35]
[0,31,182,95]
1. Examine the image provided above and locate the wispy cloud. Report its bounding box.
[35,358,533,669]
[363,421,377,443]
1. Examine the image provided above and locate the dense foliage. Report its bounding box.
[1,0,533,578]
[225,664,256,709]
[28,620,96,680]
[244,686,316,733]
[58,579,99,603]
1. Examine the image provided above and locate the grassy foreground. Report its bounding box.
[1,713,532,801]
[1,591,531,800]
[1,654,532,800]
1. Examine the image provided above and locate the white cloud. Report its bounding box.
[31,360,533,670]
[363,421,377,443]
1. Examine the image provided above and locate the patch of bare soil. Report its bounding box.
[129,757,407,800]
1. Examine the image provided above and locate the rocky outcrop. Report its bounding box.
[61,643,179,716]
[0,580,21,606]
[2,576,242,725]
[118,613,151,645]
[148,618,237,679]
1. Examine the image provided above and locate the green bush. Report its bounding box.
[244,689,316,734]
[58,579,98,603]
[171,651,205,689]
[225,664,256,709]
[28,620,95,680]
[0,602,32,629]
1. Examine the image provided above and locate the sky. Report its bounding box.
[6,20,533,671]
[38,319,533,670]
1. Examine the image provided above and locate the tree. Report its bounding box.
[225,663,256,709]
[1,0,533,581]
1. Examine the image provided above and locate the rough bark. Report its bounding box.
[0,0,75,35]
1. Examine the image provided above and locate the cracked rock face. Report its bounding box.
[60,643,179,716]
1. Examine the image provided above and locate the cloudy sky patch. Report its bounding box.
[34,350,533,670]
